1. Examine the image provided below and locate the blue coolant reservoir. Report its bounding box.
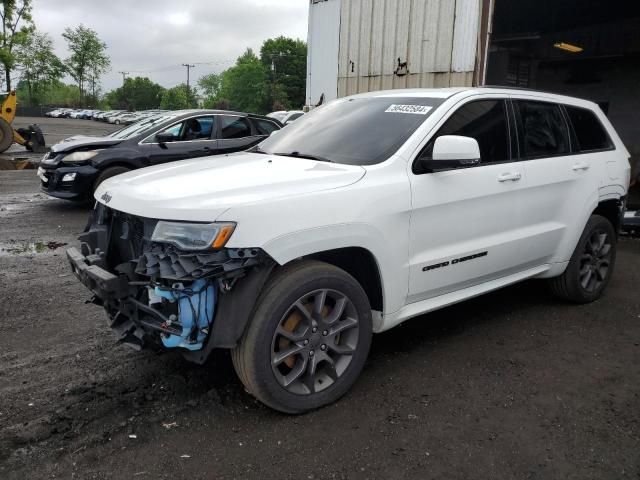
[153,279,216,351]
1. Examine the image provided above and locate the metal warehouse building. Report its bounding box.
[306,0,640,166]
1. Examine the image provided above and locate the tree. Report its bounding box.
[260,36,306,110]
[17,31,64,105]
[216,48,269,113]
[105,76,164,110]
[197,72,221,107]
[62,25,110,102]
[160,84,196,110]
[0,0,34,90]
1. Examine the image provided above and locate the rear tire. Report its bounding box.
[549,214,617,303]
[232,260,373,414]
[0,118,14,152]
[92,166,130,195]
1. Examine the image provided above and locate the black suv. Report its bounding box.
[38,109,282,201]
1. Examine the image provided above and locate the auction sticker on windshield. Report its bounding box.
[385,104,432,115]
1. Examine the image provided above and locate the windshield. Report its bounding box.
[258,96,444,165]
[109,114,179,140]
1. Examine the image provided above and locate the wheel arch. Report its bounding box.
[593,197,624,233]
[303,246,384,313]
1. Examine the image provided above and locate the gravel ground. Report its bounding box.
[0,119,639,479]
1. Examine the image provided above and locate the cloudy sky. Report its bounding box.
[31,0,309,92]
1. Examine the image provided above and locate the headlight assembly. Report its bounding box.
[151,221,236,251]
[61,150,101,163]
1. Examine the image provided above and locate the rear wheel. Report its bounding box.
[92,166,130,195]
[549,214,617,303]
[232,260,372,414]
[0,118,14,152]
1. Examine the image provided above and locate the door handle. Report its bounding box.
[572,162,590,171]
[498,172,522,182]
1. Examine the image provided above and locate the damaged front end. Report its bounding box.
[67,203,274,363]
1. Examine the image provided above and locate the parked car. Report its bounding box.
[281,110,305,124]
[267,110,304,124]
[107,111,133,124]
[99,110,126,122]
[38,109,282,201]
[66,87,630,413]
[266,110,287,121]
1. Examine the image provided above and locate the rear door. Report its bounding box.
[407,97,534,303]
[142,115,217,165]
[216,115,263,154]
[511,97,601,263]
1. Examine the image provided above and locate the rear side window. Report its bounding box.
[515,101,569,159]
[253,119,279,135]
[565,105,612,152]
[419,99,510,165]
[219,116,252,139]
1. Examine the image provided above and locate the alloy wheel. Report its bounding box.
[579,229,612,292]
[270,289,360,395]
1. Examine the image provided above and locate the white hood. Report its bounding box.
[94,152,366,221]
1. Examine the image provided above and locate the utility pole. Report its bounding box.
[118,71,129,85]
[182,63,195,89]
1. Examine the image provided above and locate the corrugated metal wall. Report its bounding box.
[306,0,342,106]
[335,0,480,97]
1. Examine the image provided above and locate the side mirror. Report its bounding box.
[156,132,177,144]
[421,135,481,171]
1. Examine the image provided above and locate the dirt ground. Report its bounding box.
[0,118,639,479]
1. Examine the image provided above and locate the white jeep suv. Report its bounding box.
[67,87,630,413]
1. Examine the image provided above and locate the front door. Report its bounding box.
[407,98,533,303]
[142,116,217,165]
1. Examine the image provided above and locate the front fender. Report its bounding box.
[261,223,408,316]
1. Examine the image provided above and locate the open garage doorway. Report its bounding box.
[486,0,640,203]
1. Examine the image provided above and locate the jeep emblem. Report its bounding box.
[101,191,112,203]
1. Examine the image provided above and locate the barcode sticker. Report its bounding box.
[384,104,432,115]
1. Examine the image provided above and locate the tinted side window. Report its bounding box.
[253,119,279,135]
[565,105,612,152]
[152,116,214,142]
[220,116,252,139]
[516,101,569,158]
[419,100,510,164]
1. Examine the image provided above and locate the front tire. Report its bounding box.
[232,260,373,414]
[92,166,130,195]
[549,214,617,303]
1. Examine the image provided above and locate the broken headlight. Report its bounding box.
[151,221,235,251]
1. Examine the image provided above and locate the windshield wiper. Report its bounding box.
[272,151,333,163]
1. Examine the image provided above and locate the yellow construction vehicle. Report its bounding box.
[0,90,46,153]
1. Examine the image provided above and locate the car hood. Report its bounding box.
[94,152,366,221]
[51,135,123,153]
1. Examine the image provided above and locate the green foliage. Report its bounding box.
[17,31,64,105]
[260,36,307,110]
[0,0,34,90]
[213,48,269,113]
[196,38,307,114]
[16,79,81,106]
[105,76,165,110]
[197,72,221,107]
[160,83,196,110]
[62,24,110,100]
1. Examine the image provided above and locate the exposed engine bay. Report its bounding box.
[67,203,272,360]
